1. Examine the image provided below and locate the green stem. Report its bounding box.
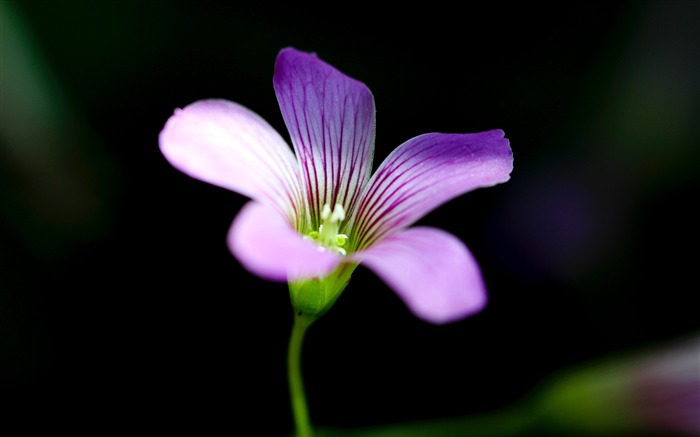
[288,313,314,437]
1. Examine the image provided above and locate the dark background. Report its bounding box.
[2,0,698,435]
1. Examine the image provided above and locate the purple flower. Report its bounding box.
[159,48,513,324]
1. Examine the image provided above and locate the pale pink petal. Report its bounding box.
[159,99,302,221]
[273,48,375,228]
[228,201,344,282]
[351,227,487,324]
[352,131,512,249]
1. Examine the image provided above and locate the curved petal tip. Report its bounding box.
[352,227,488,324]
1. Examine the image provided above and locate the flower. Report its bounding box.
[159,47,513,324]
[535,333,700,436]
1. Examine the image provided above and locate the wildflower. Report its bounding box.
[536,333,700,436]
[159,47,513,324]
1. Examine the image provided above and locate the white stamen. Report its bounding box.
[305,203,349,255]
[321,204,332,220]
[330,204,345,222]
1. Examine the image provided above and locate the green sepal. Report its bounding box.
[289,263,357,319]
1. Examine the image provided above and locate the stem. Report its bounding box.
[288,313,314,437]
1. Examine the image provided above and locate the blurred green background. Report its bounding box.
[1,0,698,435]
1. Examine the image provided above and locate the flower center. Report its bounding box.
[305,203,348,255]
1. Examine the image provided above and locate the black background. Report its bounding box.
[2,1,698,435]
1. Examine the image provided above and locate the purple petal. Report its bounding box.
[228,201,344,282]
[353,131,512,249]
[273,48,375,229]
[351,227,487,324]
[159,99,302,221]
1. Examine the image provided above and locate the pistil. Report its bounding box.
[306,204,348,255]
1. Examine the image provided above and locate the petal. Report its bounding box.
[228,201,344,282]
[351,227,487,324]
[273,48,375,229]
[159,99,302,220]
[353,130,512,249]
